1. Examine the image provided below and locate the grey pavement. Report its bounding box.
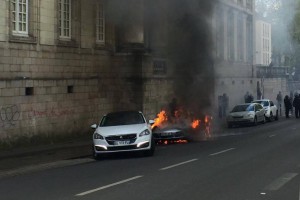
[0,119,227,175]
[0,135,93,172]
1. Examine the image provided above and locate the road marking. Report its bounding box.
[264,173,298,191]
[160,159,198,171]
[269,134,276,138]
[209,148,235,156]
[75,175,143,196]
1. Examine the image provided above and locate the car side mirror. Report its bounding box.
[91,124,97,129]
[149,120,155,125]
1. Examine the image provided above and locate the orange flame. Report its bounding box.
[151,109,213,138]
[151,110,168,129]
[204,115,212,138]
[174,139,188,144]
[205,115,209,123]
[191,119,201,129]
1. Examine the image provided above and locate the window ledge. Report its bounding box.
[9,34,37,44]
[57,39,79,48]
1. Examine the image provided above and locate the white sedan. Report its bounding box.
[227,103,266,128]
[252,99,278,121]
[91,111,155,160]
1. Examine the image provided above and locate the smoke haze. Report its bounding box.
[107,0,217,116]
[164,0,216,116]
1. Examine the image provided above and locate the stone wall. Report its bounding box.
[262,78,289,102]
[0,78,111,140]
[0,43,173,141]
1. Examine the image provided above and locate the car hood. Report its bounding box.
[96,124,149,136]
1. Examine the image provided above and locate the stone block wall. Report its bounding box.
[0,78,113,140]
[0,45,173,141]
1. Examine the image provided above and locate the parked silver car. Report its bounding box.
[227,103,266,128]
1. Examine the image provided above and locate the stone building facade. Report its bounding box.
[0,0,174,142]
[213,0,258,110]
[213,0,290,111]
[2,0,282,143]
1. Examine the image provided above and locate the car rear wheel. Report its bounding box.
[275,110,279,120]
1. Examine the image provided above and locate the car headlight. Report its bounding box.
[94,133,104,140]
[139,129,150,137]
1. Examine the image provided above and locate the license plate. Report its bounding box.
[161,132,173,136]
[114,140,130,145]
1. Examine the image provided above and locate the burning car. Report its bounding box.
[151,110,212,144]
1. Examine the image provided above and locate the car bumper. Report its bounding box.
[153,132,186,141]
[93,137,152,154]
[227,118,254,125]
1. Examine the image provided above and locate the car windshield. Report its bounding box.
[232,104,254,112]
[100,111,145,126]
[253,100,269,106]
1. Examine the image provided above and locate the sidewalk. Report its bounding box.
[0,136,92,171]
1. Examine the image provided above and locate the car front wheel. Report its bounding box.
[268,112,273,122]
[93,148,102,160]
[144,138,155,157]
[253,116,257,126]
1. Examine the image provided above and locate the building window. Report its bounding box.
[96,1,105,44]
[67,85,74,93]
[246,16,253,63]
[227,11,234,61]
[246,0,252,11]
[25,87,34,96]
[216,7,224,59]
[237,13,244,61]
[12,0,28,36]
[59,0,71,39]
[237,0,243,6]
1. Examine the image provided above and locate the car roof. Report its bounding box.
[104,110,143,117]
[234,103,254,106]
[253,99,270,101]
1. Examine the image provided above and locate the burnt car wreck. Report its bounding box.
[151,109,212,144]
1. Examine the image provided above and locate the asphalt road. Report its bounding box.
[1,117,300,200]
